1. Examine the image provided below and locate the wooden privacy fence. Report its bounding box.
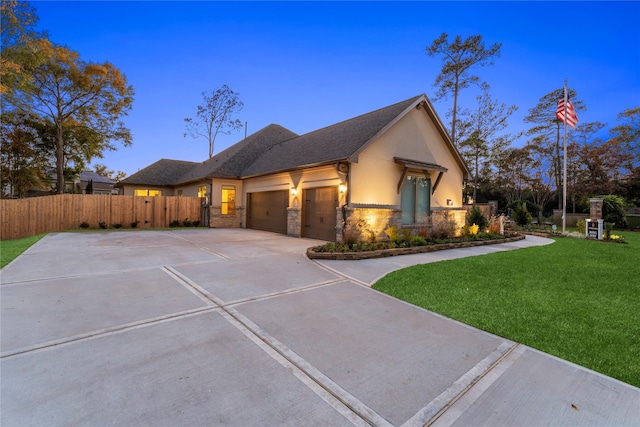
[0,195,204,240]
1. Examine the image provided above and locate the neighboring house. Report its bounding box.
[118,94,470,241]
[75,170,118,195]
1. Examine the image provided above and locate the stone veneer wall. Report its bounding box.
[209,206,243,228]
[336,204,402,242]
[287,207,301,237]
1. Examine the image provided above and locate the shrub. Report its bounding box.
[169,220,181,227]
[183,218,193,227]
[604,222,615,239]
[431,211,457,239]
[488,216,502,234]
[98,222,108,229]
[79,221,90,229]
[512,203,532,226]
[410,235,427,246]
[342,213,366,245]
[401,227,412,242]
[602,195,627,229]
[112,223,123,229]
[385,225,398,240]
[130,221,139,228]
[192,220,201,227]
[466,205,489,230]
[576,219,586,234]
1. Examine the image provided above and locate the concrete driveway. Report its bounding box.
[1,229,638,426]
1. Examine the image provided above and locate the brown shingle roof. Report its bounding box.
[176,124,298,183]
[119,159,200,186]
[241,95,423,177]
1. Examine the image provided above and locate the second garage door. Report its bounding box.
[303,186,338,242]
[246,190,288,234]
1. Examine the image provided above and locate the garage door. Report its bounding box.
[303,186,338,241]
[246,190,288,234]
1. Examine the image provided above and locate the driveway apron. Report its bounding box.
[2,229,639,426]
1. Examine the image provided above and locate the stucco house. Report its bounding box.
[118,94,470,241]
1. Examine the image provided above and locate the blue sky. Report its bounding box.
[32,1,640,177]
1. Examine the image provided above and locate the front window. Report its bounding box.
[134,189,162,196]
[221,185,236,215]
[401,176,430,224]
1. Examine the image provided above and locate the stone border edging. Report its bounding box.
[307,234,526,260]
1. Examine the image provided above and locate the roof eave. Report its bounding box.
[241,159,348,180]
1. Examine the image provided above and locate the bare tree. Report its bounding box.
[184,84,244,158]
[426,33,502,146]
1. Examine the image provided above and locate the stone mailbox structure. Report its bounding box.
[586,198,604,240]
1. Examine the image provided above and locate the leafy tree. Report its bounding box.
[607,106,640,172]
[3,39,134,193]
[494,146,533,205]
[93,163,126,182]
[524,88,586,208]
[0,111,48,197]
[601,194,626,229]
[425,33,502,146]
[0,0,45,95]
[184,84,244,158]
[457,91,518,202]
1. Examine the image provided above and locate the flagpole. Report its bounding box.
[562,79,568,234]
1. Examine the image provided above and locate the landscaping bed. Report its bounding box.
[307,233,524,260]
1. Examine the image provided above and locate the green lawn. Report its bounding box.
[373,231,640,388]
[0,233,46,269]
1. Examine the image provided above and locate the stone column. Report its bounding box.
[287,207,301,238]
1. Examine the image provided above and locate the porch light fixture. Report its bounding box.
[290,187,298,196]
[339,184,347,194]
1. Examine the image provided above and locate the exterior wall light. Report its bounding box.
[291,187,298,196]
[339,184,347,194]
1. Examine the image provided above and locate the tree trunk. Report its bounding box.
[473,154,478,202]
[451,75,459,147]
[56,121,65,194]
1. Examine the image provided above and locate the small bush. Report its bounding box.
[130,221,139,228]
[79,221,90,229]
[431,211,457,240]
[488,216,502,234]
[512,203,532,226]
[604,222,615,239]
[192,220,201,227]
[401,227,412,242]
[169,220,181,227]
[112,223,123,229]
[183,218,193,227]
[466,205,489,230]
[98,222,107,229]
[342,213,366,245]
[576,219,586,234]
[410,235,427,246]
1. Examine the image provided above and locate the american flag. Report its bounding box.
[556,98,578,128]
